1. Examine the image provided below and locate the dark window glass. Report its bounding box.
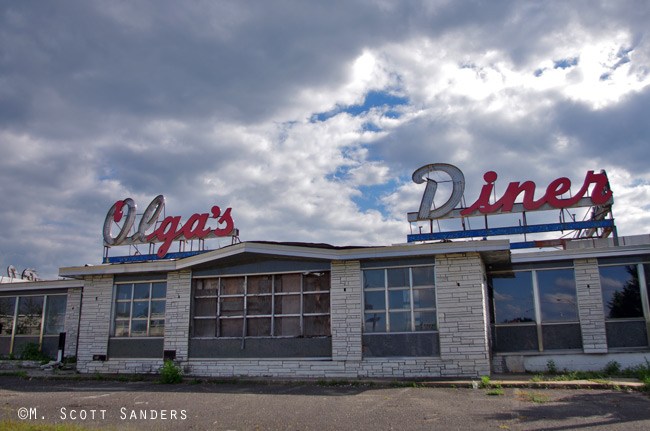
[0,297,16,336]
[152,282,167,299]
[150,301,166,318]
[364,312,386,332]
[492,272,535,324]
[537,269,578,322]
[388,290,410,310]
[363,270,384,289]
[132,302,149,319]
[414,311,437,331]
[16,296,44,335]
[412,266,435,287]
[130,320,148,336]
[133,283,150,300]
[413,289,436,309]
[389,312,411,332]
[493,325,539,352]
[44,295,67,335]
[116,284,132,300]
[387,268,409,288]
[600,265,643,319]
[364,291,385,311]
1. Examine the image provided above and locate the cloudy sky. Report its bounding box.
[2,0,650,279]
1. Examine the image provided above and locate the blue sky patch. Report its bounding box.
[554,57,579,69]
[312,90,408,122]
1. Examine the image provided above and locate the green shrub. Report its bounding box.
[604,361,621,376]
[18,342,52,361]
[160,360,183,384]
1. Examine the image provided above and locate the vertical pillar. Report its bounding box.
[63,287,82,358]
[76,275,113,371]
[574,258,608,353]
[436,253,491,377]
[330,261,362,362]
[164,269,192,361]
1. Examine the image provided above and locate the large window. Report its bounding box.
[192,272,330,338]
[490,268,581,352]
[0,294,68,356]
[363,265,437,333]
[113,281,167,337]
[599,264,650,348]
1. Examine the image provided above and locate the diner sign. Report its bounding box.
[408,163,613,222]
[103,195,236,258]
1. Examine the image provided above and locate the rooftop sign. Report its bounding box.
[408,163,613,222]
[407,163,615,245]
[103,195,237,258]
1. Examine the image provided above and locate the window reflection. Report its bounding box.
[492,272,535,324]
[537,269,578,322]
[599,265,643,319]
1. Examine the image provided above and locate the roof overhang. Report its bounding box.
[59,240,512,279]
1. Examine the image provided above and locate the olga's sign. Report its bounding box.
[103,195,236,258]
[408,163,613,222]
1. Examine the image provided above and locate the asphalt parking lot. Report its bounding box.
[1,377,650,430]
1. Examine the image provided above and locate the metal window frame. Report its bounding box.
[362,264,438,334]
[491,268,581,353]
[112,281,166,338]
[190,272,331,339]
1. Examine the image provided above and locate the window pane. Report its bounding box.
[414,311,437,331]
[537,269,578,322]
[412,266,435,287]
[275,317,300,336]
[16,296,43,335]
[247,295,272,315]
[304,315,330,336]
[149,319,165,337]
[388,290,410,310]
[304,273,330,291]
[116,284,132,300]
[389,312,411,332]
[193,319,216,337]
[0,297,16,336]
[194,298,217,317]
[222,277,244,295]
[276,274,301,292]
[274,295,300,315]
[195,279,218,296]
[493,325,539,352]
[248,275,272,294]
[114,321,129,337]
[364,291,385,311]
[413,289,436,309]
[132,302,149,319]
[247,317,271,336]
[220,297,244,316]
[152,282,167,299]
[363,270,384,289]
[542,324,582,350]
[600,265,643,319]
[387,268,409,288]
[303,293,329,314]
[44,296,67,335]
[364,312,386,332]
[133,283,150,300]
[115,301,131,318]
[492,272,535,324]
[130,320,148,336]
[220,318,243,337]
[150,300,166,318]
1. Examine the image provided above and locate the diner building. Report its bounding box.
[2,232,648,379]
